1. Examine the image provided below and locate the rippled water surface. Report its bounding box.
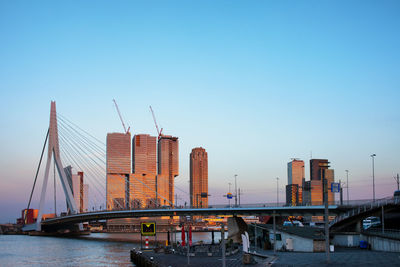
[0,232,223,266]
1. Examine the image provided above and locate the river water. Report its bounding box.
[0,232,225,266]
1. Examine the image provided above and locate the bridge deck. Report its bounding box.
[41,206,347,226]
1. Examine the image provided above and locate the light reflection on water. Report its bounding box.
[0,232,225,266]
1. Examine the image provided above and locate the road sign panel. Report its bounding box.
[331,183,340,193]
[141,222,156,236]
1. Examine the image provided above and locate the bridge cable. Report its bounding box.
[25,128,49,223]
[58,114,189,209]
[58,141,108,210]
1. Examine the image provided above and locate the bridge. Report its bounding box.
[21,102,398,239]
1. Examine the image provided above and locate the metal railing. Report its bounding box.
[362,228,400,239]
[330,197,400,226]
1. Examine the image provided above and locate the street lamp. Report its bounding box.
[371,154,376,202]
[234,174,238,207]
[345,170,349,205]
[276,177,279,206]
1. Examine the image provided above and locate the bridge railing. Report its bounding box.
[362,228,400,240]
[330,197,399,226]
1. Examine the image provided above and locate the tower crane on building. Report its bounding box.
[113,99,130,134]
[150,105,163,139]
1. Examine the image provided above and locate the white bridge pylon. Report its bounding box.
[36,101,78,231]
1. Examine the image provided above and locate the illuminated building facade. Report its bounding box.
[309,159,335,205]
[286,159,304,205]
[131,134,157,208]
[106,132,131,210]
[190,147,208,208]
[157,135,179,206]
[286,184,299,206]
[72,171,89,212]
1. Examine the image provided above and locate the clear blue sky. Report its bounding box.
[0,0,399,223]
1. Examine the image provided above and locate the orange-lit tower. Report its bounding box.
[106,132,131,210]
[286,159,304,206]
[157,135,179,207]
[310,159,335,205]
[190,147,208,208]
[131,134,157,208]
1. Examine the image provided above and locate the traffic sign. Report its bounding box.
[141,222,156,236]
[331,183,340,193]
[227,193,233,199]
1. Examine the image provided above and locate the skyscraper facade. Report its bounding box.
[310,159,330,181]
[286,184,299,206]
[131,134,157,208]
[190,147,208,208]
[288,159,304,185]
[309,159,335,205]
[106,132,131,210]
[71,171,89,212]
[157,135,179,206]
[287,159,304,205]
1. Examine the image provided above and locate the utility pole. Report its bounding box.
[324,177,330,263]
[234,174,238,207]
[238,188,241,206]
[221,223,226,267]
[345,170,349,205]
[339,179,343,205]
[273,211,276,255]
[371,154,376,202]
[276,177,279,206]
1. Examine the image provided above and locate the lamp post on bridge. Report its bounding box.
[234,174,238,207]
[276,177,279,206]
[345,170,349,205]
[371,154,376,202]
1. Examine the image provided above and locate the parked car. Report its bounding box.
[363,216,381,230]
[283,221,292,226]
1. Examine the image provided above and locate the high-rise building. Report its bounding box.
[106,132,131,210]
[131,134,157,208]
[302,180,311,205]
[157,135,179,207]
[325,169,335,205]
[71,171,89,212]
[288,159,304,185]
[286,184,299,206]
[310,159,330,181]
[190,147,208,208]
[287,159,304,205]
[309,159,335,205]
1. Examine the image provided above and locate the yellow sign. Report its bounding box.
[141,222,156,236]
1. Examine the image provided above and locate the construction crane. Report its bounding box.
[113,99,130,134]
[149,105,163,139]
